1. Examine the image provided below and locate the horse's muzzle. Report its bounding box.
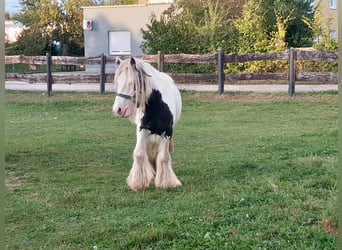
[114,106,130,117]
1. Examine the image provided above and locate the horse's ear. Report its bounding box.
[115,57,122,65]
[130,57,136,67]
[141,68,152,77]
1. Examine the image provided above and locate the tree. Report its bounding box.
[32,0,94,55]
[235,0,314,51]
[141,5,198,54]
[62,0,95,54]
[7,29,49,55]
[234,0,269,54]
[232,0,311,72]
[285,0,314,47]
[141,0,246,54]
[10,0,95,56]
[5,12,11,20]
[267,0,314,48]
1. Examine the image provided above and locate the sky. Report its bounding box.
[5,0,21,15]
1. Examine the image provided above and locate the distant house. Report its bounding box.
[314,0,338,40]
[5,20,25,43]
[82,2,173,71]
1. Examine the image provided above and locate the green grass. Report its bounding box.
[5,91,337,249]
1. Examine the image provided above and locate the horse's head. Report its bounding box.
[113,58,152,121]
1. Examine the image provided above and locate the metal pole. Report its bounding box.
[218,49,224,95]
[100,53,106,95]
[288,47,295,97]
[46,53,52,97]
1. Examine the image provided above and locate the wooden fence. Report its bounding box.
[5,48,338,96]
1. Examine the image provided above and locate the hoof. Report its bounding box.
[155,178,182,189]
[126,169,155,192]
[127,178,150,192]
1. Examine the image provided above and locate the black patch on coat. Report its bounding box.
[140,89,173,137]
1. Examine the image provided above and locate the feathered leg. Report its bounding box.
[155,136,182,189]
[127,128,155,192]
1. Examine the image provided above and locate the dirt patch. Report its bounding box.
[318,219,338,235]
[5,171,24,189]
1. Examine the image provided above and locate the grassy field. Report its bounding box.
[5,90,337,249]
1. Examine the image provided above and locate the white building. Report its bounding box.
[83,3,172,70]
[5,20,25,43]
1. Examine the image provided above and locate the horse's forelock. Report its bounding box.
[115,59,152,114]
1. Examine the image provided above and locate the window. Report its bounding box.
[329,0,336,9]
[313,36,322,43]
[329,30,337,40]
[109,31,131,56]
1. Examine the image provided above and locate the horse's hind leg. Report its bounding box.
[154,136,182,189]
[127,129,155,192]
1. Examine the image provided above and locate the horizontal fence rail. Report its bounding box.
[5,48,338,96]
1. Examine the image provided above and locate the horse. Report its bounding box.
[112,57,182,192]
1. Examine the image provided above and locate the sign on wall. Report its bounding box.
[83,20,93,30]
[109,31,131,55]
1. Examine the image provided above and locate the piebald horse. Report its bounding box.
[112,58,182,192]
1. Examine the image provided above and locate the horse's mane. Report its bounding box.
[115,58,153,119]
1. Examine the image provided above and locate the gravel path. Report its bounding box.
[5,81,338,93]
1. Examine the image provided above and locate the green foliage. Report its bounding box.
[227,0,280,73]
[141,0,242,55]
[142,0,315,56]
[260,0,314,48]
[234,0,268,54]
[227,0,315,74]
[296,60,337,74]
[6,29,49,55]
[141,0,242,73]
[10,0,95,56]
[141,0,328,74]
[141,11,195,54]
[163,63,216,74]
[5,91,337,249]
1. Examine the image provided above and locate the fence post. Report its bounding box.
[288,47,295,97]
[218,49,224,95]
[157,51,164,72]
[46,52,52,97]
[100,53,106,95]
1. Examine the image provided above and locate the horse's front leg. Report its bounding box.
[127,128,155,192]
[155,136,182,189]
